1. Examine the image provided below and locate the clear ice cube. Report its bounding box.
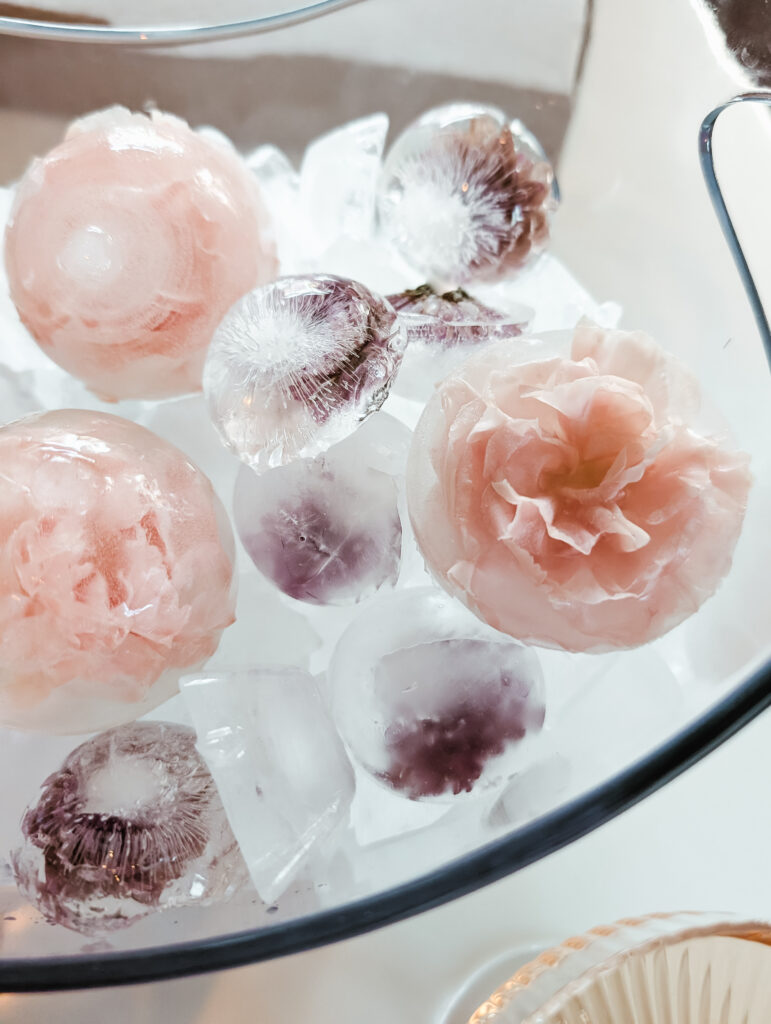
[300,113,389,256]
[473,253,623,333]
[377,103,557,288]
[233,412,409,606]
[388,283,533,400]
[246,144,305,271]
[11,721,247,934]
[330,588,545,802]
[182,666,355,904]
[203,274,407,472]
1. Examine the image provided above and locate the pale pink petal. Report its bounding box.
[407,326,751,652]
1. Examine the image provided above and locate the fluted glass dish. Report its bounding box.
[468,913,771,1023]
[0,0,769,991]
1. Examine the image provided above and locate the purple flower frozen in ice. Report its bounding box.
[204,274,406,472]
[234,415,405,606]
[378,104,556,287]
[12,722,246,933]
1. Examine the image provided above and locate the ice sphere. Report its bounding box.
[234,413,408,605]
[329,588,545,802]
[388,283,533,400]
[182,666,355,904]
[11,721,247,934]
[0,410,236,734]
[299,113,389,255]
[377,103,557,288]
[3,106,278,401]
[203,274,407,471]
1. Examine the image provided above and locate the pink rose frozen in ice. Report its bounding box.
[0,410,237,733]
[3,106,278,401]
[407,322,752,652]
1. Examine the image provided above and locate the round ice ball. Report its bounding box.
[329,588,545,802]
[3,106,278,401]
[377,103,557,288]
[203,274,407,472]
[12,721,247,933]
[234,415,408,606]
[0,410,237,733]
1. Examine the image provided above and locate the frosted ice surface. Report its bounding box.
[234,412,409,606]
[0,365,41,425]
[473,254,622,332]
[182,666,355,904]
[486,756,571,830]
[12,721,247,934]
[203,274,406,471]
[246,144,304,271]
[300,113,389,257]
[330,588,545,802]
[212,571,320,670]
[544,644,684,794]
[141,394,242,510]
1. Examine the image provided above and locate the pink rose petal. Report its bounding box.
[407,324,751,652]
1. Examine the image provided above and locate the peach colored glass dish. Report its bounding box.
[470,913,771,1023]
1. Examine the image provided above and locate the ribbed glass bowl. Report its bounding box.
[469,913,771,1023]
[0,0,769,992]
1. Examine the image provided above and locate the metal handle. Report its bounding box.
[699,92,771,369]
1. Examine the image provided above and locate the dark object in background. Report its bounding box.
[704,0,771,85]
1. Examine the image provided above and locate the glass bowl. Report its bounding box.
[0,0,769,991]
[468,913,771,1022]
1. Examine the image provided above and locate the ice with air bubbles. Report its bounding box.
[12,721,247,934]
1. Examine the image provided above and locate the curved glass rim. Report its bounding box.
[0,0,367,44]
[0,654,766,992]
[0,94,768,993]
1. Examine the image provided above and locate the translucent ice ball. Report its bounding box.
[377,103,557,288]
[3,106,278,401]
[234,414,408,605]
[0,410,237,733]
[329,588,545,802]
[12,721,247,933]
[204,274,407,472]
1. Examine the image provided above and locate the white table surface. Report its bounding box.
[2,0,769,1018]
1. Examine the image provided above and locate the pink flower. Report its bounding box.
[407,322,752,652]
[0,410,237,732]
[4,107,278,401]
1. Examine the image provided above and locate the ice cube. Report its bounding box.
[473,253,623,333]
[388,283,533,400]
[377,104,556,289]
[11,721,247,934]
[182,666,355,904]
[203,274,407,472]
[246,144,305,272]
[329,588,545,802]
[233,412,409,606]
[300,113,389,256]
